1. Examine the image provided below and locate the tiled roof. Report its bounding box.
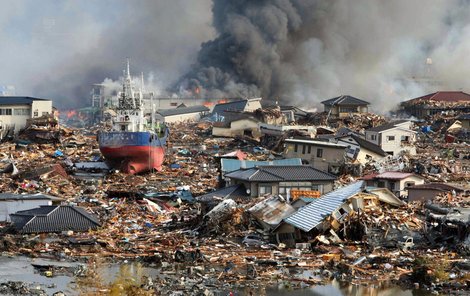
[10,206,101,233]
[321,95,370,106]
[225,165,337,182]
[284,181,364,232]
[157,105,209,117]
[0,96,50,105]
[406,91,470,103]
[366,120,410,132]
[220,158,302,174]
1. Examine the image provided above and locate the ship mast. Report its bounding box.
[118,58,141,110]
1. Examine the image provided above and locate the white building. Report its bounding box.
[0,193,62,222]
[335,134,387,164]
[364,120,416,156]
[155,105,209,123]
[0,96,53,133]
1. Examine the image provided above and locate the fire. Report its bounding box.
[66,110,77,118]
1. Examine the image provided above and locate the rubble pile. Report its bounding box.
[0,106,469,295]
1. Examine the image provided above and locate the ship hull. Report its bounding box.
[98,131,167,174]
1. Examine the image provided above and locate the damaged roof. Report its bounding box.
[337,134,387,156]
[225,165,337,182]
[196,184,249,203]
[366,120,410,132]
[248,196,296,229]
[405,91,470,104]
[284,181,364,232]
[156,105,209,117]
[321,95,370,106]
[0,193,62,201]
[10,205,101,234]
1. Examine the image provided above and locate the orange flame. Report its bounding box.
[66,110,77,118]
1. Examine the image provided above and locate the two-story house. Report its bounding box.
[0,96,53,134]
[224,165,337,200]
[364,120,416,156]
[284,139,347,173]
[321,95,370,118]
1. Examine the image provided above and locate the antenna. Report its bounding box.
[141,72,145,93]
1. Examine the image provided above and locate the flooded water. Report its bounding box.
[0,256,434,296]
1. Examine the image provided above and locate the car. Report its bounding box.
[242,234,277,249]
[242,234,265,247]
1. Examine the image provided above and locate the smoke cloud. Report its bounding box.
[177,0,470,111]
[2,1,470,112]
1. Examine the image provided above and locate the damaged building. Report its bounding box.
[401,91,470,119]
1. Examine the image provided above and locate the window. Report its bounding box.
[170,102,178,106]
[308,145,311,154]
[339,106,358,113]
[405,182,415,187]
[387,136,395,141]
[0,108,12,115]
[120,125,126,131]
[259,184,272,195]
[317,148,323,158]
[294,144,298,152]
[14,109,30,116]
[370,134,377,141]
[42,112,49,116]
[34,111,38,117]
[302,145,306,154]
[377,181,385,188]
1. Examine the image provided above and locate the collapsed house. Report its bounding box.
[335,133,387,164]
[401,91,470,119]
[276,181,405,247]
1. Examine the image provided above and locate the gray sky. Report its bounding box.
[2,1,470,112]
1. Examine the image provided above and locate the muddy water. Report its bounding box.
[0,256,433,296]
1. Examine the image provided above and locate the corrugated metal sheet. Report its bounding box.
[284,181,364,232]
[248,196,296,228]
[221,158,302,174]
